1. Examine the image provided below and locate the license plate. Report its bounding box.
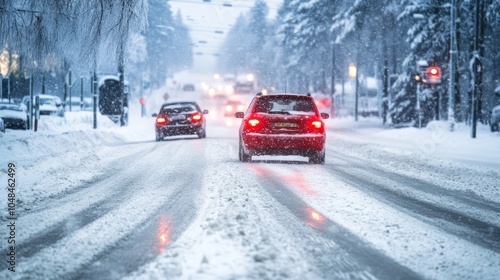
[169,115,186,121]
[274,122,298,128]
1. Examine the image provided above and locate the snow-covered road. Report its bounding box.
[1,90,499,280]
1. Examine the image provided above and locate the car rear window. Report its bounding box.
[161,103,198,115]
[255,96,315,114]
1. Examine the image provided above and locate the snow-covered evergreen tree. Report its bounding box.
[390,0,450,125]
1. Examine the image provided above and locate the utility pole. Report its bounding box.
[29,76,33,130]
[7,75,10,103]
[448,0,457,131]
[416,60,428,129]
[382,38,389,125]
[118,43,126,127]
[68,69,73,112]
[355,55,359,122]
[42,76,46,95]
[331,43,335,117]
[93,70,98,129]
[471,0,482,138]
[80,76,84,110]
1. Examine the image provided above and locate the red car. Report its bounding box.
[235,92,329,164]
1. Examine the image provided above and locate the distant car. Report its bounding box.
[235,92,329,164]
[152,101,209,141]
[183,84,196,91]
[311,93,332,115]
[224,100,245,117]
[22,95,65,117]
[491,105,500,132]
[0,102,29,130]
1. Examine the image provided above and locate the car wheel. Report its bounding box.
[197,128,206,138]
[491,122,499,132]
[309,151,325,164]
[239,139,251,162]
[155,130,163,142]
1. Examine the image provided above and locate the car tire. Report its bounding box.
[197,128,206,138]
[239,139,251,162]
[155,130,163,142]
[309,151,325,164]
[491,122,499,132]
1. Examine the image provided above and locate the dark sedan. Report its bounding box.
[0,102,29,130]
[152,101,209,141]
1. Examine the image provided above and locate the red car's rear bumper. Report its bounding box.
[242,132,325,155]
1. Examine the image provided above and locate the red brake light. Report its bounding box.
[156,116,167,125]
[225,105,233,111]
[311,120,322,129]
[248,119,260,126]
[192,113,202,121]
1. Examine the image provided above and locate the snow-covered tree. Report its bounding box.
[389,0,450,125]
[142,0,192,88]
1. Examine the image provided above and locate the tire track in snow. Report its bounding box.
[249,164,421,280]
[0,140,193,278]
[333,147,500,215]
[327,148,500,253]
[72,139,207,280]
[11,143,164,247]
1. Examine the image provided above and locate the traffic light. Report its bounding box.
[426,66,441,84]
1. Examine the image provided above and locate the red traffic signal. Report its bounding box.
[139,97,146,105]
[426,66,441,84]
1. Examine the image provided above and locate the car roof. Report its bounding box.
[257,92,311,97]
[162,101,199,106]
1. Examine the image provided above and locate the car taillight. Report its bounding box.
[311,120,322,129]
[225,105,233,111]
[248,119,260,126]
[192,113,202,121]
[156,115,167,125]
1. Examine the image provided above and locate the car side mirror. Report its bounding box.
[320,113,329,119]
[152,113,158,117]
[203,109,209,114]
[235,112,244,118]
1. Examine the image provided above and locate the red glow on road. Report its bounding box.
[305,207,326,229]
[155,214,172,254]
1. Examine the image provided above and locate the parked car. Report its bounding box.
[22,95,65,117]
[152,101,209,141]
[0,102,29,130]
[235,92,329,164]
[491,105,500,132]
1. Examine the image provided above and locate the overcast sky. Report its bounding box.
[169,0,282,74]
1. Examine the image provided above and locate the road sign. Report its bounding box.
[66,69,76,87]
